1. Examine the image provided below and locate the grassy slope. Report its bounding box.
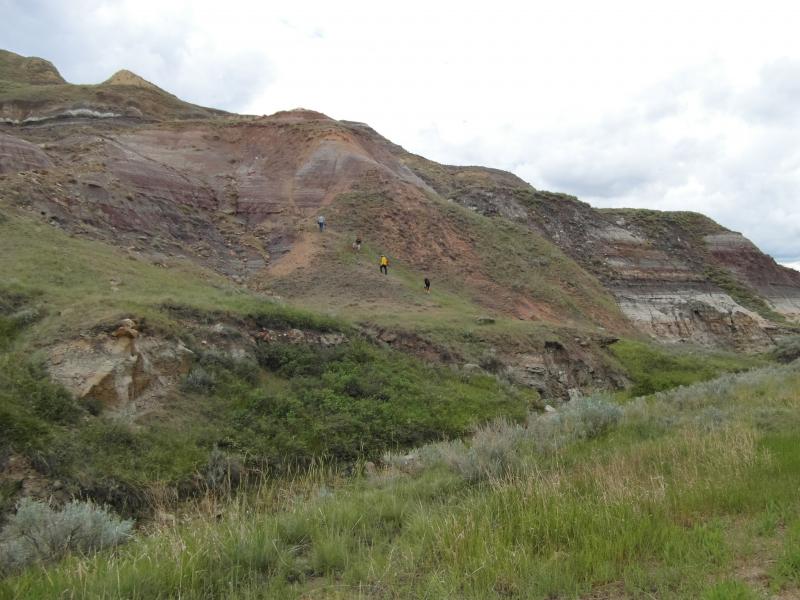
[5,362,800,599]
[269,188,630,367]
[610,339,765,399]
[0,211,533,513]
[0,210,281,346]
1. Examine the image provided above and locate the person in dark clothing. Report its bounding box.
[424,277,431,293]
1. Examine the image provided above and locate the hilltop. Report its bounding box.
[0,50,226,123]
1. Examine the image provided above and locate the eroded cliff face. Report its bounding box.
[400,153,797,350]
[1,49,797,355]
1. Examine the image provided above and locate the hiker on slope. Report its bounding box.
[379,254,389,275]
[317,215,326,232]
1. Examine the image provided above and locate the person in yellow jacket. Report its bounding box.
[379,254,389,275]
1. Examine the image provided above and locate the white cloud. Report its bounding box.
[2,0,799,261]
[781,261,800,273]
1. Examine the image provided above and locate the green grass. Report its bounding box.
[4,362,800,598]
[0,213,342,346]
[610,338,765,398]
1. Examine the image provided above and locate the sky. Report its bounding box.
[2,0,799,269]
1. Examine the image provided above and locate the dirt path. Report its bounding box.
[268,230,324,277]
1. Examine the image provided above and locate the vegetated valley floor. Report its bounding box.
[2,360,800,599]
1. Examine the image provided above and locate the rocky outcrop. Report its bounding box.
[504,339,628,399]
[615,286,774,350]
[705,232,800,319]
[47,325,193,418]
[408,163,797,348]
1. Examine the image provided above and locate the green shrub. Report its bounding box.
[773,336,800,364]
[0,355,80,453]
[248,306,344,333]
[256,342,338,377]
[182,365,216,394]
[223,339,529,466]
[0,498,133,575]
[0,316,18,350]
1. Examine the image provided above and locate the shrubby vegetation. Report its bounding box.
[0,499,132,576]
[5,361,800,598]
[0,354,81,455]
[388,396,623,482]
[0,293,532,517]
[773,335,800,364]
[213,339,531,465]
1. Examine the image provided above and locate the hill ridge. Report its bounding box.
[103,69,165,92]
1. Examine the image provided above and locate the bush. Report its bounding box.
[418,417,537,481]
[249,306,344,333]
[0,355,80,454]
[448,419,526,481]
[561,395,623,439]
[529,396,622,452]
[0,357,78,425]
[182,365,216,394]
[0,498,133,575]
[202,446,243,491]
[774,336,800,364]
[406,396,624,481]
[197,349,260,385]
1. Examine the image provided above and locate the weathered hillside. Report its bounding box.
[0,48,790,523]
[1,50,797,393]
[400,152,800,349]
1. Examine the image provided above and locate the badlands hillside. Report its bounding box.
[3,49,800,599]
[0,48,798,515]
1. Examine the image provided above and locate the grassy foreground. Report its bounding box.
[3,361,799,599]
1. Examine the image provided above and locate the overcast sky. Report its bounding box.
[2,0,799,268]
